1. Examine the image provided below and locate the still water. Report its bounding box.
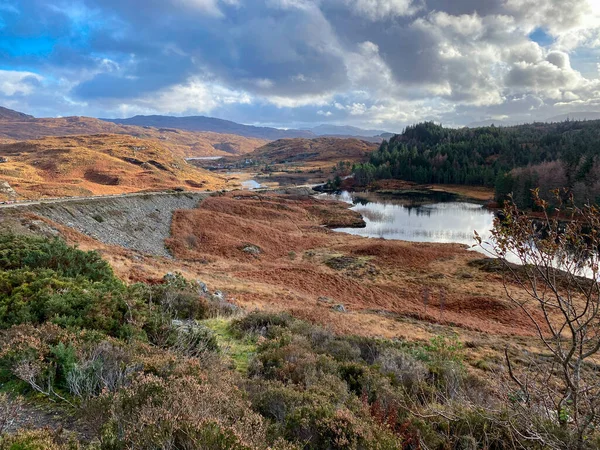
[320,191,598,278]
[241,179,263,190]
[320,191,494,250]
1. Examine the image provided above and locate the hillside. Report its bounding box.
[354,120,600,206]
[242,137,378,165]
[0,108,267,157]
[104,114,316,140]
[0,134,227,200]
[0,106,33,120]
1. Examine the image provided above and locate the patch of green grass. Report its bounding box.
[202,318,256,374]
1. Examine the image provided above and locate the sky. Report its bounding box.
[1,0,600,130]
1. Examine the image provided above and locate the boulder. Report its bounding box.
[332,304,347,313]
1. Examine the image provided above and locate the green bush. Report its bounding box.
[0,234,114,282]
[0,268,130,336]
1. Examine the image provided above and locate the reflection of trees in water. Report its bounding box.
[372,228,476,241]
[352,196,370,206]
[354,208,394,223]
[404,205,433,217]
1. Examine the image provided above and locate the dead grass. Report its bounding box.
[0,116,267,157]
[0,134,228,199]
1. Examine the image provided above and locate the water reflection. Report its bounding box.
[320,191,494,248]
[320,191,596,278]
[241,179,263,190]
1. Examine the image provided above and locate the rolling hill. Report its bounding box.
[0,134,227,200]
[0,108,267,157]
[239,137,377,165]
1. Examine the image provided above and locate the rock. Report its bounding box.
[213,290,224,300]
[0,180,17,198]
[196,280,209,294]
[318,296,334,304]
[164,272,176,282]
[241,244,261,255]
[332,304,347,313]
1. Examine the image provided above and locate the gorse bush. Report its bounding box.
[0,234,133,336]
[0,234,114,282]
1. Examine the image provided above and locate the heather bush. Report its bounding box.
[99,373,269,450]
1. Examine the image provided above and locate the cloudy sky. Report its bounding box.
[1,0,600,130]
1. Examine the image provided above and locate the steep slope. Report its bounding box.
[0,113,267,156]
[0,134,227,200]
[103,114,316,139]
[241,137,377,165]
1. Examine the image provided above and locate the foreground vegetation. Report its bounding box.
[1,233,600,448]
[353,120,600,208]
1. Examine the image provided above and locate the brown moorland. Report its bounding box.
[0,134,228,199]
[160,191,538,337]
[0,115,267,157]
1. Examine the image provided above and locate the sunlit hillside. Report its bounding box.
[0,134,228,200]
[0,115,267,157]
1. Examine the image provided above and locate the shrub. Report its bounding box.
[167,322,220,358]
[100,373,269,450]
[0,393,22,435]
[66,340,139,400]
[0,234,114,282]
[149,283,208,321]
[0,268,130,336]
[232,311,293,338]
[0,428,79,450]
[375,347,428,394]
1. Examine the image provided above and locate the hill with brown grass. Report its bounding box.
[242,137,377,165]
[0,110,267,157]
[0,134,227,200]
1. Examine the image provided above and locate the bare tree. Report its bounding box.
[476,189,600,449]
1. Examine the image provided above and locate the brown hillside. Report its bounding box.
[0,134,227,200]
[0,116,267,157]
[243,137,377,165]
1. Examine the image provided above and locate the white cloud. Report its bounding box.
[349,102,367,115]
[0,70,43,96]
[341,0,421,21]
[317,109,332,116]
[108,77,252,115]
[265,92,334,108]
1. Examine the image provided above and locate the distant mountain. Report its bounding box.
[545,112,600,122]
[306,124,390,137]
[0,106,33,121]
[102,115,316,140]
